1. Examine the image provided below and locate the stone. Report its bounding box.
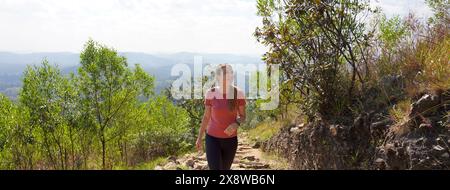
[252,141,261,149]
[370,119,391,131]
[374,158,386,170]
[154,166,163,170]
[415,137,425,145]
[243,156,256,161]
[185,159,195,168]
[239,162,269,169]
[410,94,440,117]
[163,162,178,170]
[419,123,432,128]
[436,137,446,145]
[238,146,252,150]
[290,127,300,133]
[432,145,445,152]
[329,125,342,137]
[168,155,177,162]
[441,153,449,159]
[197,154,207,161]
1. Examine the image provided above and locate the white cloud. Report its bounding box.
[370,0,433,19]
[0,0,266,55]
[0,0,434,54]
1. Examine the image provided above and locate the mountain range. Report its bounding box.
[0,52,263,99]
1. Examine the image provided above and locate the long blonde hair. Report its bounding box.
[212,64,237,111]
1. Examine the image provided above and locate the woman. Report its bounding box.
[196,64,246,170]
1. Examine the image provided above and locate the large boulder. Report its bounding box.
[262,116,374,169]
[409,94,440,118]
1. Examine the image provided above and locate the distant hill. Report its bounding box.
[0,52,263,99]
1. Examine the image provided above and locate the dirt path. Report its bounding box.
[154,132,289,170]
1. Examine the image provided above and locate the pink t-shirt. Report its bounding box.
[204,87,246,138]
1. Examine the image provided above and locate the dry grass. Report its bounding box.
[418,36,450,92]
[247,119,285,144]
[389,99,412,126]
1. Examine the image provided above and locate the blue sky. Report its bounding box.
[0,0,433,55]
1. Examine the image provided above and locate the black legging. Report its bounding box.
[205,133,238,170]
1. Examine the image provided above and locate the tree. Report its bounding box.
[0,94,35,169]
[20,60,76,169]
[0,94,15,169]
[254,0,375,122]
[78,40,154,169]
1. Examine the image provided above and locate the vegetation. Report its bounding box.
[0,0,448,170]
[254,0,449,125]
[0,40,192,169]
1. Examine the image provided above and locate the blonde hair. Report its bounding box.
[212,64,237,111]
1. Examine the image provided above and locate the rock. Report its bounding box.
[436,137,446,146]
[290,127,300,133]
[374,158,386,170]
[239,162,269,169]
[441,153,449,159]
[419,123,432,129]
[167,156,177,162]
[238,146,252,151]
[415,137,425,145]
[410,94,440,117]
[385,146,408,170]
[329,125,343,137]
[194,164,208,170]
[163,162,178,170]
[243,156,256,161]
[154,166,163,170]
[432,145,445,152]
[197,154,207,161]
[370,119,391,141]
[370,119,391,132]
[252,141,261,149]
[185,159,195,168]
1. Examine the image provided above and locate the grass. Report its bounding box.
[259,151,290,169]
[246,119,285,144]
[389,99,412,126]
[417,35,450,92]
[131,157,168,170]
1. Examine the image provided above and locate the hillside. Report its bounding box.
[0,51,263,98]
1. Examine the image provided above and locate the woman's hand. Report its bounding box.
[196,137,203,152]
[224,123,238,136]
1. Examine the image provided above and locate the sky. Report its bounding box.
[0,0,433,55]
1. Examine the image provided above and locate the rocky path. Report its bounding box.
[154,132,288,170]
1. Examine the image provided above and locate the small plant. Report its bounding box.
[389,99,412,126]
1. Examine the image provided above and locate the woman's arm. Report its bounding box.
[196,105,211,151]
[236,105,246,124]
[224,105,246,136]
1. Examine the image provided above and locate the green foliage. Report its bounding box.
[19,60,78,169]
[78,40,155,168]
[254,0,449,126]
[426,0,450,25]
[0,40,191,170]
[379,15,409,49]
[0,93,34,169]
[255,0,375,122]
[132,96,190,161]
[0,94,15,169]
